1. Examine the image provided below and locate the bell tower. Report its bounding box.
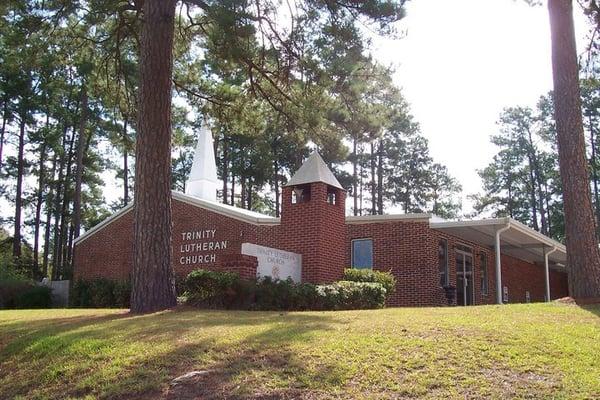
[280,152,346,283]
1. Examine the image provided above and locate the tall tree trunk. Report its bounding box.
[222,138,229,205]
[66,224,75,272]
[131,0,177,313]
[274,159,280,217]
[352,135,358,216]
[527,162,540,231]
[247,181,252,211]
[13,116,26,260]
[123,119,130,205]
[370,141,376,215]
[507,180,514,218]
[52,128,69,280]
[526,128,548,234]
[230,173,235,205]
[33,140,47,277]
[43,155,58,277]
[589,115,600,238]
[549,0,600,298]
[57,127,76,277]
[72,86,88,240]
[359,162,363,215]
[377,140,384,214]
[0,101,7,170]
[241,176,247,209]
[544,180,553,238]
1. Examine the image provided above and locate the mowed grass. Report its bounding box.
[0,304,599,399]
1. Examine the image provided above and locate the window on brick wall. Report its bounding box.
[439,239,449,286]
[480,253,489,295]
[352,239,373,269]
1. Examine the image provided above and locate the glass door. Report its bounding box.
[456,249,474,306]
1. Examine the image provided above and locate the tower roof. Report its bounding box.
[284,152,344,190]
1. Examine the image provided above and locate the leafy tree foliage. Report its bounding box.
[0,0,461,290]
[474,80,600,242]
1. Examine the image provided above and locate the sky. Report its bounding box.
[373,0,589,216]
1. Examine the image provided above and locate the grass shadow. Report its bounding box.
[0,307,342,399]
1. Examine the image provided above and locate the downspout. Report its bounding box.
[544,246,558,302]
[495,222,511,304]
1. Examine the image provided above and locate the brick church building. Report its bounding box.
[73,127,569,307]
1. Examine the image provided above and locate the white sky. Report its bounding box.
[373,0,589,215]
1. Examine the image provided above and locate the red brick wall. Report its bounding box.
[73,210,134,281]
[210,254,258,280]
[347,220,444,307]
[500,254,569,303]
[74,198,276,281]
[74,193,569,307]
[279,183,346,283]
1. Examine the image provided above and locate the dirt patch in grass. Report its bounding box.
[164,369,332,400]
[480,367,560,398]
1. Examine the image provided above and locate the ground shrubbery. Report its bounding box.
[343,268,396,294]
[183,269,392,311]
[68,269,396,310]
[0,267,52,309]
[70,278,131,308]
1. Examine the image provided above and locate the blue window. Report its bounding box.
[352,239,373,269]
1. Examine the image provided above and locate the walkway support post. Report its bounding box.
[495,223,511,304]
[544,246,558,302]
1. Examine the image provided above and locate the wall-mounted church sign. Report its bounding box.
[241,243,301,282]
[178,229,228,265]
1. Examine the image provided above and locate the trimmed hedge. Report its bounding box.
[0,266,53,309]
[343,268,396,294]
[183,269,389,311]
[253,277,318,311]
[316,281,387,310]
[184,269,253,309]
[15,286,52,309]
[71,278,131,308]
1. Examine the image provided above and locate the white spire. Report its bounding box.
[186,123,218,201]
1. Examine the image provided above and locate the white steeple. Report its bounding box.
[186,123,218,201]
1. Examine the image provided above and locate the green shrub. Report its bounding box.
[184,269,251,309]
[183,269,388,311]
[112,280,131,308]
[316,281,387,310]
[253,277,318,311]
[15,286,52,309]
[0,265,45,309]
[343,268,396,294]
[70,278,130,308]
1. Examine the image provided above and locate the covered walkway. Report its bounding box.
[431,217,567,304]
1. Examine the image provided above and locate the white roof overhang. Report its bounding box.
[430,217,567,270]
[346,213,432,224]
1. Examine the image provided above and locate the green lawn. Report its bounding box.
[0,303,599,399]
